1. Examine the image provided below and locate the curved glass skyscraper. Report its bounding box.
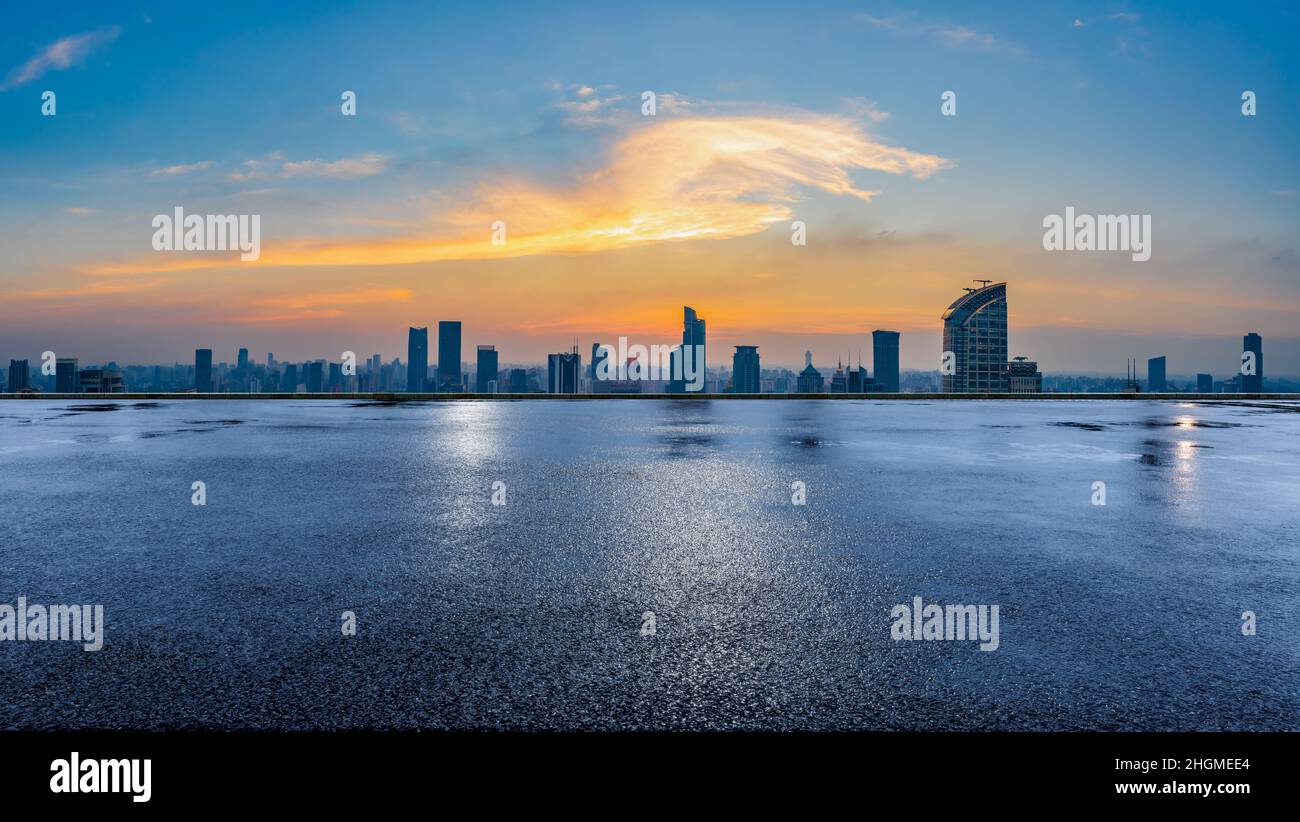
[942,282,1008,392]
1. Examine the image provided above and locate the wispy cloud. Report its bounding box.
[551,84,627,127]
[1,26,121,91]
[63,207,95,216]
[94,108,953,273]
[227,152,391,182]
[857,14,1023,56]
[151,160,215,177]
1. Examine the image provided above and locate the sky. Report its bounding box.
[1,0,1297,375]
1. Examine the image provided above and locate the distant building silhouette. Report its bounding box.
[1147,356,1167,392]
[438,321,462,391]
[508,368,528,393]
[56,358,78,392]
[283,363,299,392]
[732,346,760,393]
[406,327,428,393]
[548,345,581,394]
[942,282,1008,392]
[475,345,498,393]
[1197,373,1213,393]
[1242,332,1263,392]
[306,361,324,393]
[195,349,213,392]
[1007,357,1043,393]
[76,368,125,393]
[328,362,343,392]
[590,342,610,393]
[7,359,30,393]
[829,358,848,393]
[872,330,900,392]
[237,348,249,370]
[796,351,823,392]
[668,306,706,393]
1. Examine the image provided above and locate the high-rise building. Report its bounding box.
[941,282,1008,392]
[732,346,760,393]
[1007,357,1043,393]
[306,361,324,393]
[475,345,498,393]
[283,363,299,393]
[328,362,343,392]
[829,359,848,393]
[56,358,79,392]
[1147,356,1167,392]
[438,321,462,391]
[872,330,900,392]
[1242,332,1263,392]
[406,327,428,393]
[76,369,125,393]
[1196,373,1213,393]
[667,306,706,392]
[508,368,528,393]
[796,351,823,393]
[590,343,610,393]
[7,359,30,393]
[237,348,249,370]
[195,349,213,392]
[548,345,581,394]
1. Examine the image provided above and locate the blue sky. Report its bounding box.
[1,1,1297,373]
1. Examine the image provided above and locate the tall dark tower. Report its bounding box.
[438,321,462,391]
[941,282,1008,392]
[732,346,761,393]
[195,349,213,392]
[1242,332,1263,392]
[475,345,498,393]
[667,306,706,392]
[872,330,900,392]
[406,327,428,392]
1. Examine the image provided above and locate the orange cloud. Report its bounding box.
[91,110,953,274]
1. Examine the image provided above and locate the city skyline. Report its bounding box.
[1,2,1297,372]
[3,283,1280,394]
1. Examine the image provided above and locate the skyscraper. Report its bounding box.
[548,345,581,394]
[56,358,79,393]
[306,361,324,393]
[668,306,706,392]
[732,346,760,393]
[1147,356,1167,392]
[796,351,823,393]
[283,363,299,393]
[7,359,30,393]
[475,345,498,393]
[406,327,428,393]
[872,330,900,392]
[1197,373,1213,393]
[237,348,249,370]
[941,282,1008,392]
[590,342,610,393]
[508,368,528,393]
[1242,332,1263,392]
[438,321,462,391]
[195,349,213,392]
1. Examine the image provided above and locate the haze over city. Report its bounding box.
[2,1,1297,373]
